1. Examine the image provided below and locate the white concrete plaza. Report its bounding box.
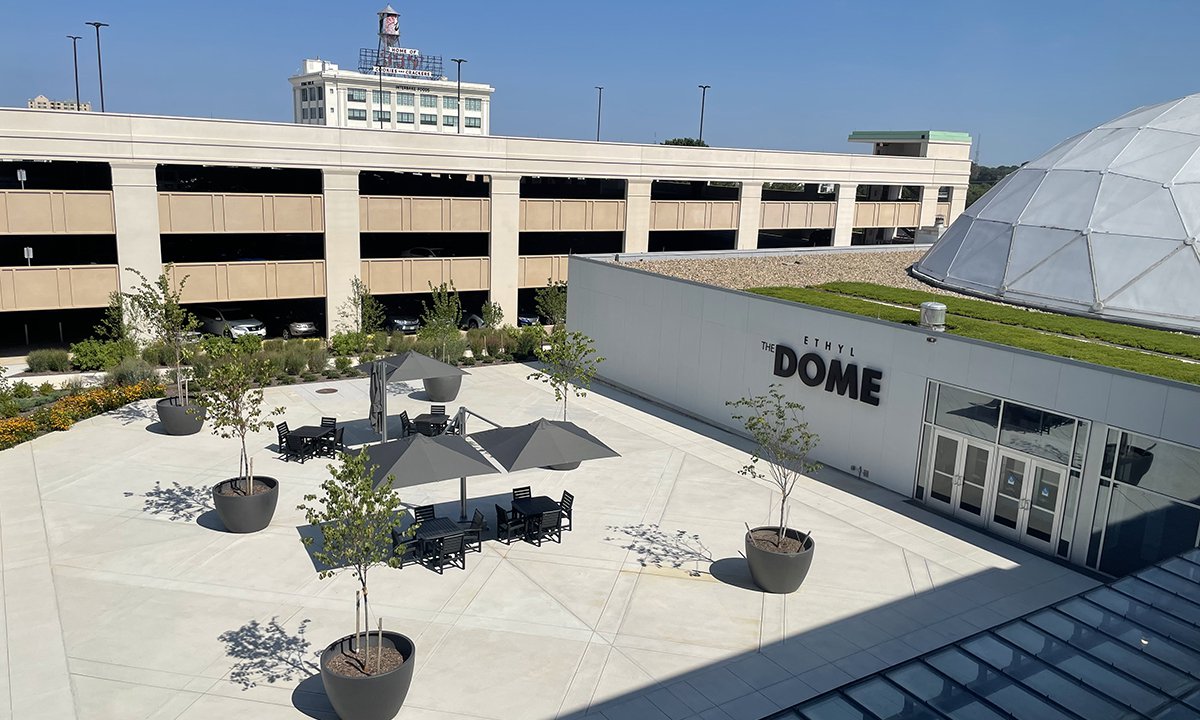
[0,363,1097,720]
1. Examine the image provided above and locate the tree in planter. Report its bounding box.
[202,356,283,495]
[419,282,466,363]
[727,384,821,550]
[528,327,604,421]
[298,451,411,674]
[480,300,504,329]
[535,280,568,328]
[124,266,198,404]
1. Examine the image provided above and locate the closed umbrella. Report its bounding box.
[350,433,501,519]
[368,359,388,440]
[470,418,619,472]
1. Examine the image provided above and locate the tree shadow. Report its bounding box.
[125,481,213,522]
[108,399,159,426]
[218,616,320,690]
[606,523,713,577]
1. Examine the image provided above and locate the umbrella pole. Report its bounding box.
[381,375,388,444]
[459,476,467,522]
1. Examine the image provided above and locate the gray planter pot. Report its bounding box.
[744,526,814,594]
[156,397,206,435]
[545,461,581,471]
[423,375,462,402]
[321,631,415,720]
[212,477,278,533]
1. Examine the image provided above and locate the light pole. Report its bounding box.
[86,22,109,112]
[451,58,466,134]
[594,86,603,142]
[697,84,711,145]
[67,35,82,111]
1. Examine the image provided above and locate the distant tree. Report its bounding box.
[662,138,709,147]
[480,300,504,329]
[528,328,605,421]
[535,280,568,328]
[967,162,1023,206]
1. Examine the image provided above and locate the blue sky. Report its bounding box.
[3,1,1198,165]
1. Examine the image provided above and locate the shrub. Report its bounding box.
[140,342,174,367]
[360,351,376,363]
[307,346,329,373]
[234,334,263,355]
[0,396,18,419]
[460,356,476,367]
[106,357,157,387]
[33,380,162,433]
[261,351,286,377]
[190,353,213,381]
[12,381,33,398]
[484,330,506,357]
[70,338,137,371]
[27,348,71,373]
[277,375,295,385]
[301,372,318,382]
[465,329,487,356]
[330,331,367,357]
[200,335,236,359]
[335,356,352,372]
[37,382,55,395]
[371,331,388,353]
[514,325,548,359]
[0,417,40,450]
[324,369,341,379]
[262,339,286,353]
[283,346,308,375]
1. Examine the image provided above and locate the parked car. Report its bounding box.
[194,307,267,338]
[277,317,320,339]
[399,247,441,258]
[516,308,543,327]
[386,314,421,334]
[462,313,484,329]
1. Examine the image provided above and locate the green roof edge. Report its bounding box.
[848,130,973,143]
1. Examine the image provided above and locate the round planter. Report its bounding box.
[156,397,206,435]
[212,477,279,533]
[321,631,415,720]
[423,375,462,402]
[744,527,814,594]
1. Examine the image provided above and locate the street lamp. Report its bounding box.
[594,86,603,142]
[86,21,109,112]
[67,35,82,111]
[451,58,466,134]
[698,84,711,145]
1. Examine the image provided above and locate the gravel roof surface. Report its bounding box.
[622,249,969,294]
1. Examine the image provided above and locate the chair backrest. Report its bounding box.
[560,490,574,512]
[334,426,345,444]
[321,416,336,428]
[277,421,289,440]
[538,509,562,530]
[441,533,464,555]
[513,486,532,500]
[495,504,509,526]
[471,508,485,530]
[400,411,412,432]
[414,505,436,522]
[431,404,446,416]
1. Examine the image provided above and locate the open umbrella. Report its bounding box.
[470,418,619,472]
[350,433,500,519]
[357,351,466,382]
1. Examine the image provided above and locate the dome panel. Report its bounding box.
[1090,232,1181,302]
[1007,235,1095,305]
[1170,184,1200,237]
[1099,98,1181,130]
[1145,96,1200,135]
[1057,127,1138,171]
[916,217,971,280]
[1106,247,1200,320]
[1020,170,1101,229]
[963,172,1016,217]
[1025,132,1088,171]
[1092,174,1187,239]
[1005,226,1081,282]
[943,219,1012,290]
[1108,128,1200,182]
[976,169,1045,223]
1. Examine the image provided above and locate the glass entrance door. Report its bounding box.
[992,454,1027,541]
[1023,464,1064,554]
[991,451,1066,552]
[925,430,991,527]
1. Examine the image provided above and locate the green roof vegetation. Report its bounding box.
[749,285,1200,386]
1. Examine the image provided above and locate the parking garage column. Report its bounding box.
[948,185,968,225]
[623,179,652,253]
[832,183,859,247]
[488,174,521,322]
[918,185,941,227]
[322,168,361,334]
[735,181,763,250]
[111,161,163,293]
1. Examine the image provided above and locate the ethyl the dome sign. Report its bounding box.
[763,338,883,406]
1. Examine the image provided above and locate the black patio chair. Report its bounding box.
[495,504,523,545]
[399,411,414,438]
[414,505,436,523]
[444,416,461,436]
[277,421,310,463]
[318,426,345,458]
[320,416,337,428]
[430,404,447,417]
[512,486,532,501]
[559,490,574,532]
[391,528,422,568]
[424,533,466,574]
[528,509,562,547]
[460,508,486,553]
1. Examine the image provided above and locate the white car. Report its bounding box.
[195,307,267,338]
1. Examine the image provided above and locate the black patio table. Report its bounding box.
[413,413,450,437]
[511,495,560,519]
[291,425,334,441]
[412,516,462,543]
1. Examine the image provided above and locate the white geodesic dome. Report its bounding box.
[912,93,1200,333]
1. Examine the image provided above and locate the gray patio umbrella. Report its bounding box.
[357,351,466,382]
[368,359,388,439]
[469,418,620,472]
[350,433,500,519]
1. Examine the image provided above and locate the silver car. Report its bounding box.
[195,306,267,338]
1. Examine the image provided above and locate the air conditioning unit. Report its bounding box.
[818,183,836,194]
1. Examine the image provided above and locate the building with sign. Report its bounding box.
[289,6,493,135]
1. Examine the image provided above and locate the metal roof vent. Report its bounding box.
[920,301,946,332]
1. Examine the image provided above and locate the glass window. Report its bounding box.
[797,695,872,720]
[420,113,437,125]
[397,112,414,124]
[465,97,482,111]
[1072,420,1090,469]
[1100,483,1200,577]
[916,425,932,499]
[348,88,366,102]
[443,115,457,126]
[347,108,367,121]
[420,94,437,108]
[926,648,1076,720]
[923,382,937,423]
[372,110,390,122]
[301,87,309,101]
[465,117,481,128]
[372,90,391,104]
[1102,428,1120,478]
[886,663,1006,720]
[999,402,1075,465]
[1115,432,1200,504]
[933,384,999,441]
[317,87,324,100]
[443,96,458,110]
[397,92,414,106]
